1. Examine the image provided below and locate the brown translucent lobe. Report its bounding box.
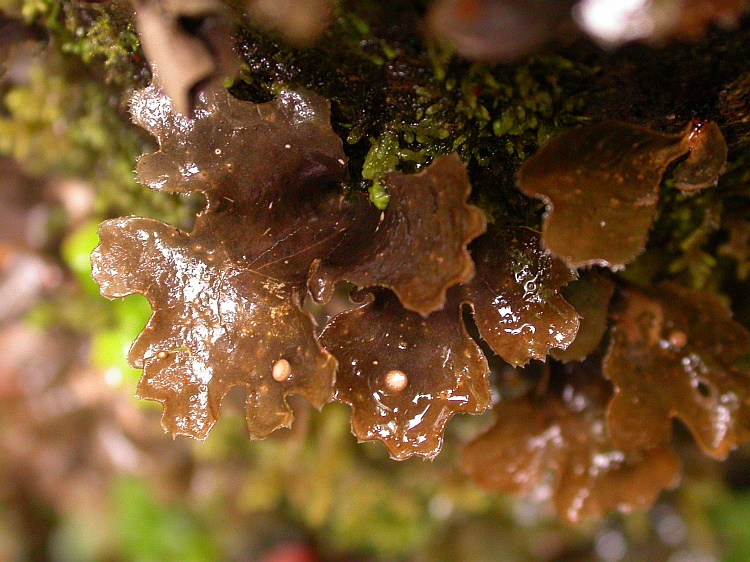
[309,154,487,315]
[672,121,728,192]
[552,272,616,362]
[518,120,727,269]
[92,217,336,440]
[461,226,580,367]
[132,85,483,309]
[131,85,358,279]
[317,225,581,459]
[319,289,490,460]
[604,284,750,459]
[97,85,491,441]
[427,0,568,62]
[461,361,680,523]
[91,87,352,439]
[131,85,346,199]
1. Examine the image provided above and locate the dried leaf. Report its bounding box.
[319,288,490,460]
[461,226,580,367]
[604,284,750,459]
[310,154,487,316]
[551,272,615,362]
[135,0,236,115]
[518,120,727,269]
[462,360,680,523]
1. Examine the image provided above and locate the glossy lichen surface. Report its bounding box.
[93,83,493,447]
[551,272,616,362]
[320,227,580,459]
[462,226,579,367]
[96,85,353,438]
[462,359,681,524]
[604,283,750,459]
[320,288,490,460]
[518,120,728,269]
[308,153,487,315]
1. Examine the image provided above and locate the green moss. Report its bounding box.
[368,180,391,210]
[0,56,192,224]
[199,402,503,560]
[362,131,400,179]
[58,6,141,85]
[7,0,145,87]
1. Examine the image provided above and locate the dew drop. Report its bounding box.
[272,359,292,381]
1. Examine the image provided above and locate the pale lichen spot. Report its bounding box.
[272,359,292,382]
[385,369,408,393]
